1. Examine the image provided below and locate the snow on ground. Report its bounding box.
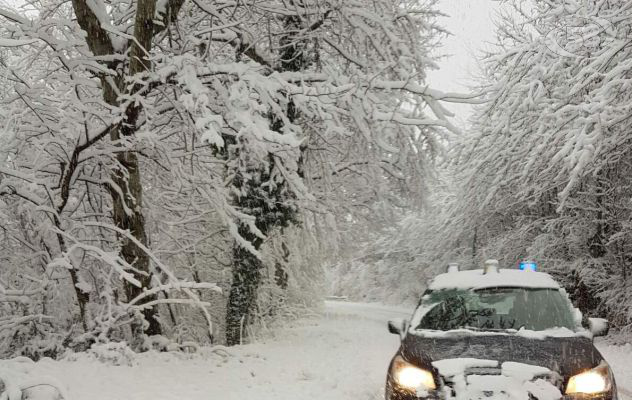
[1,301,630,400]
[0,301,408,400]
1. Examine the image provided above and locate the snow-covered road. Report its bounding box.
[596,342,632,400]
[1,301,630,400]
[1,301,408,400]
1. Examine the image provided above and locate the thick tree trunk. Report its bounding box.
[224,9,309,346]
[70,0,173,337]
[113,0,161,336]
[225,228,264,345]
[109,151,162,336]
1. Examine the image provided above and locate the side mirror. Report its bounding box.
[388,318,409,338]
[588,318,609,337]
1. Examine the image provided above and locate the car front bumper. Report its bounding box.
[385,383,619,400]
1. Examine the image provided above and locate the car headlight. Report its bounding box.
[566,364,612,395]
[391,355,436,391]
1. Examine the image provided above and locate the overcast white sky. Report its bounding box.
[427,0,500,127]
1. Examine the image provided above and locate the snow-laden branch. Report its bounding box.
[81,221,218,335]
[370,80,488,104]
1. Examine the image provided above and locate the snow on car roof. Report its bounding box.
[428,269,560,291]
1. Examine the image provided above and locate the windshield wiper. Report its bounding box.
[462,326,518,333]
[462,326,484,331]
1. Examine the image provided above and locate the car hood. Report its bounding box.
[400,332,603,379]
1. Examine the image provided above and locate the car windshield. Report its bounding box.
[414,287,577,332]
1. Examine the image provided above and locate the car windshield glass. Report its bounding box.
[414,288,577,331]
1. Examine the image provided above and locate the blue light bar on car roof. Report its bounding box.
[519,261,537,271]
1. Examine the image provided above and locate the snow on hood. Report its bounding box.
[428,269,560,291]
[432,358,562,400]
[411,326,590,340]
[400,333,604,380]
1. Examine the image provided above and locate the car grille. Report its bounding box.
[464,367,504,376]
[441,369,562,400]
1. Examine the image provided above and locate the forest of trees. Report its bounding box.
[4,0,631,360]
[333,0,632,333]
[0,0,478,357]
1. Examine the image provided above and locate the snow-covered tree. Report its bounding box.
[446,0,632,328]
[0,0,465,354]
[332,1,632,334]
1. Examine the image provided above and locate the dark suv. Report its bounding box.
[385,260,618,400]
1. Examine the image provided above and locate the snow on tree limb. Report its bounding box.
[0,0,475,352]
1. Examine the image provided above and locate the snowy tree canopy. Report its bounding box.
[333,0,632,331]
[0,0,467,355]
[452,0,632,325]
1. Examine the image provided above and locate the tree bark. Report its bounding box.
[225,226,264,345]
[224,8,311,346]
[69,0,185,336]
[109,153,161,335]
